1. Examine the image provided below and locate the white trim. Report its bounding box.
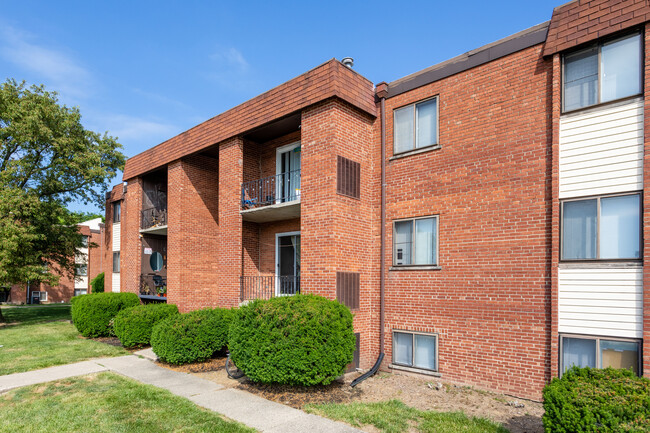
[275,231,301,297]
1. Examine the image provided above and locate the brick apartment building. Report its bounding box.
[104,0,650,399]
[4,218,104,304]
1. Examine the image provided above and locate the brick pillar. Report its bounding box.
[218,137,244,306]
[642,24,650,377]
[167,156,220,312]
[122,178,142,295]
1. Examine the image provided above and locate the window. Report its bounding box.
[74,289,87,297]
[113,202,121,223]
[32,291,48,301]
[563,33,641,112]
[393,216,438,266]
[81,235,89,248]
[113,252,120,273]
[394,97,438,153]
[75,264,87,276]
[561,335,640,375]
[561,193,640,260]
[393,330,438,371]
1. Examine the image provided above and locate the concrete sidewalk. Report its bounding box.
[0,355,361,433]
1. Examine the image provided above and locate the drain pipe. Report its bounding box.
[351,82,388,387]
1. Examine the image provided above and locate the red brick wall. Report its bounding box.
[544,0,650,56]
[122,178,143,295]
[166,155,220,311]
[301,99,379,370]
[382,44,553,399]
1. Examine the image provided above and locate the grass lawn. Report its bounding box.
[0,372,254,433]
[0,305,127,375]
[305,399,510,433]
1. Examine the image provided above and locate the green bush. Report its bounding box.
[150,307,233,365]
[90,272,105,293]
[228,294,355,386]
[114,303,179,348]
[71,292,140,337]
[543,367,650,432]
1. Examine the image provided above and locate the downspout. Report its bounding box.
[351,82,388,387]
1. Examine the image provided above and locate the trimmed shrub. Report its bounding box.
[71,292,140,337]
[228,294,355,386]
[114,303,179,348]
[543,367,650,432]
[90,272,105,293]
[150,307,233,365]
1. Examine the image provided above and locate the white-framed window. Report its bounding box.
[392,330,438,371]
[561,334,640,376]
[113,202,121,223]
[81,235,89,248]
[113,252,120,273]
[32,291,48,301]
[393,216,438,266]
[75,264,87,276]
[563,33,642,112]
[561,193,641,260]
[394,97,438,154]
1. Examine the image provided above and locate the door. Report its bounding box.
[276,232,300,296]
[276,142,301,203]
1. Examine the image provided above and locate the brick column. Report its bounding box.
[167,156,220,311]
[218,137,244,306]
[122,178,142,295]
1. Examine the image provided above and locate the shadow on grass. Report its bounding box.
[1,305,71,326]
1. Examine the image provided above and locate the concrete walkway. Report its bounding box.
[0,355,361,433]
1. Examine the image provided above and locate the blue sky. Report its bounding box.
[1,0,561,213]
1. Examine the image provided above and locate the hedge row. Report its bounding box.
[543,367,650,432]
[114,303,179,348]
[71,292,139,337]
[151,307,233,365]
[228,294,355,386]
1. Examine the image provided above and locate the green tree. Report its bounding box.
[0,79,125,317]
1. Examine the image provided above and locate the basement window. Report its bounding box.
[563,33,641,112]
[393,330,438,371]
[561,335,640,376]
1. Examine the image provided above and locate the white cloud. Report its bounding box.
[100,114,177,143]
[209,47,249,72]
[0,26,93,101]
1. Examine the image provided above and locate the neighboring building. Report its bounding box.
[3,218,104,304]
[105,0,650,399]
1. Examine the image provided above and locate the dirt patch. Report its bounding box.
[159,358,544,433]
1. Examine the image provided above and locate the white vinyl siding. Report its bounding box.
[112,223,121,251]
[558,267,643,338]
[112,273,121,293]
[559,98,643,199]
[75,276,88,289]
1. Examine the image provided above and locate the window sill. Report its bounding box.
[389,265,441,271]
[389,364,441,377]
[390,144,441,160]
[559,261,642,269]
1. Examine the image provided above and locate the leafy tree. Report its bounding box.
[0,79,125,317]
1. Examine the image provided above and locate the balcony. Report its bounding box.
[140,274,167,301]
[240,170,300,223]
[240,275,300,302]
[140,207,168,235]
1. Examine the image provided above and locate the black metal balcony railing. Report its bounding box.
[141,207,167,230]
[239,276,300,301]
[140,274,167,298]
[241,170,301,209]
